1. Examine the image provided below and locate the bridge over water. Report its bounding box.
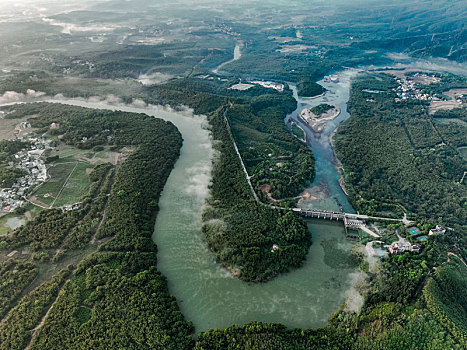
[291,208,402,239]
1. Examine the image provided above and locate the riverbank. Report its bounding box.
[330,129,349,197]
[286,70,358,213]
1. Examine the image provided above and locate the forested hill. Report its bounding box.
[0,103,194,349]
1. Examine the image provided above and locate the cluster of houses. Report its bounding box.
[228,80,285,92]
[387,225,446,255]
[324,75,339,83]
[0,136,50,213]
[212,23,239,37]
[394,73,441,101]
[61,202,83,212]
[388,238,420,254]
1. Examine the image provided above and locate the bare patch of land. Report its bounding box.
[429,88,467,114]
[0,114,39,140]
[298,106,340,133]
[229,83,254,91]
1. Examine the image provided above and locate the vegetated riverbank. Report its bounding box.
[333,72,467,223]
[286,69,359,213]
[203,106,312,282]
[0,102,195,349]
[193,65,467,349]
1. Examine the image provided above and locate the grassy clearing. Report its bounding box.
[24,203,44,219]
[53,162,93,207]
[54,146,93,160]
[33,163,77,206]
[0,214,26,235]
[0,216,10,235]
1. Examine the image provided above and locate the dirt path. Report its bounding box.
[0,313,10,327]
[27,197,49,209]
[447,252,467,267]
[24,290,61,350]
[90,209,106,244]
[360,225,381,238]
[49,163,77,208]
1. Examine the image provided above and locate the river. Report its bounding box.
[286,70,358,213]
[5,55,462,333]
[1,95,358,332]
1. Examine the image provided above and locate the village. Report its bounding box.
[228,79,285,92]
[394,72,441,101]
[0,133,50,214]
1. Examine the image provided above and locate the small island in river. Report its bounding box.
[298,103,340,134]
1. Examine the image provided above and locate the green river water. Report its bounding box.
[2,54,466,333]
[34,97,359,332]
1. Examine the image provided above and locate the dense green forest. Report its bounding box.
[139,77,315,280]
[333,73,467,226]
[0,1,466,348]
[0,267,71,350]
[0,103,193,349]
[139,76,316,203]
[226,94,314,201]
[297,79,326,98]
[311,104,334,116]
[203,107,311,281]
[0,260,38,320]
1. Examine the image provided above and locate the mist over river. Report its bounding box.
[1,54,463,332]
[7,98,358,332]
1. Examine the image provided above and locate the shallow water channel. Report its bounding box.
[287,69,358,213]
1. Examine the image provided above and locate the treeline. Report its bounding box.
[311,103,334,116]
[0,267,71,350]
[195,321,342,349]
[297,78,326,97]
[433,108,467,123]
[423,261,467,346]
[333,73,467,225]
[7,209,80,250]
[0,260,38,320]
[31,253,194,350]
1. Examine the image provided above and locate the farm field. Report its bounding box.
[32,162,92,208]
